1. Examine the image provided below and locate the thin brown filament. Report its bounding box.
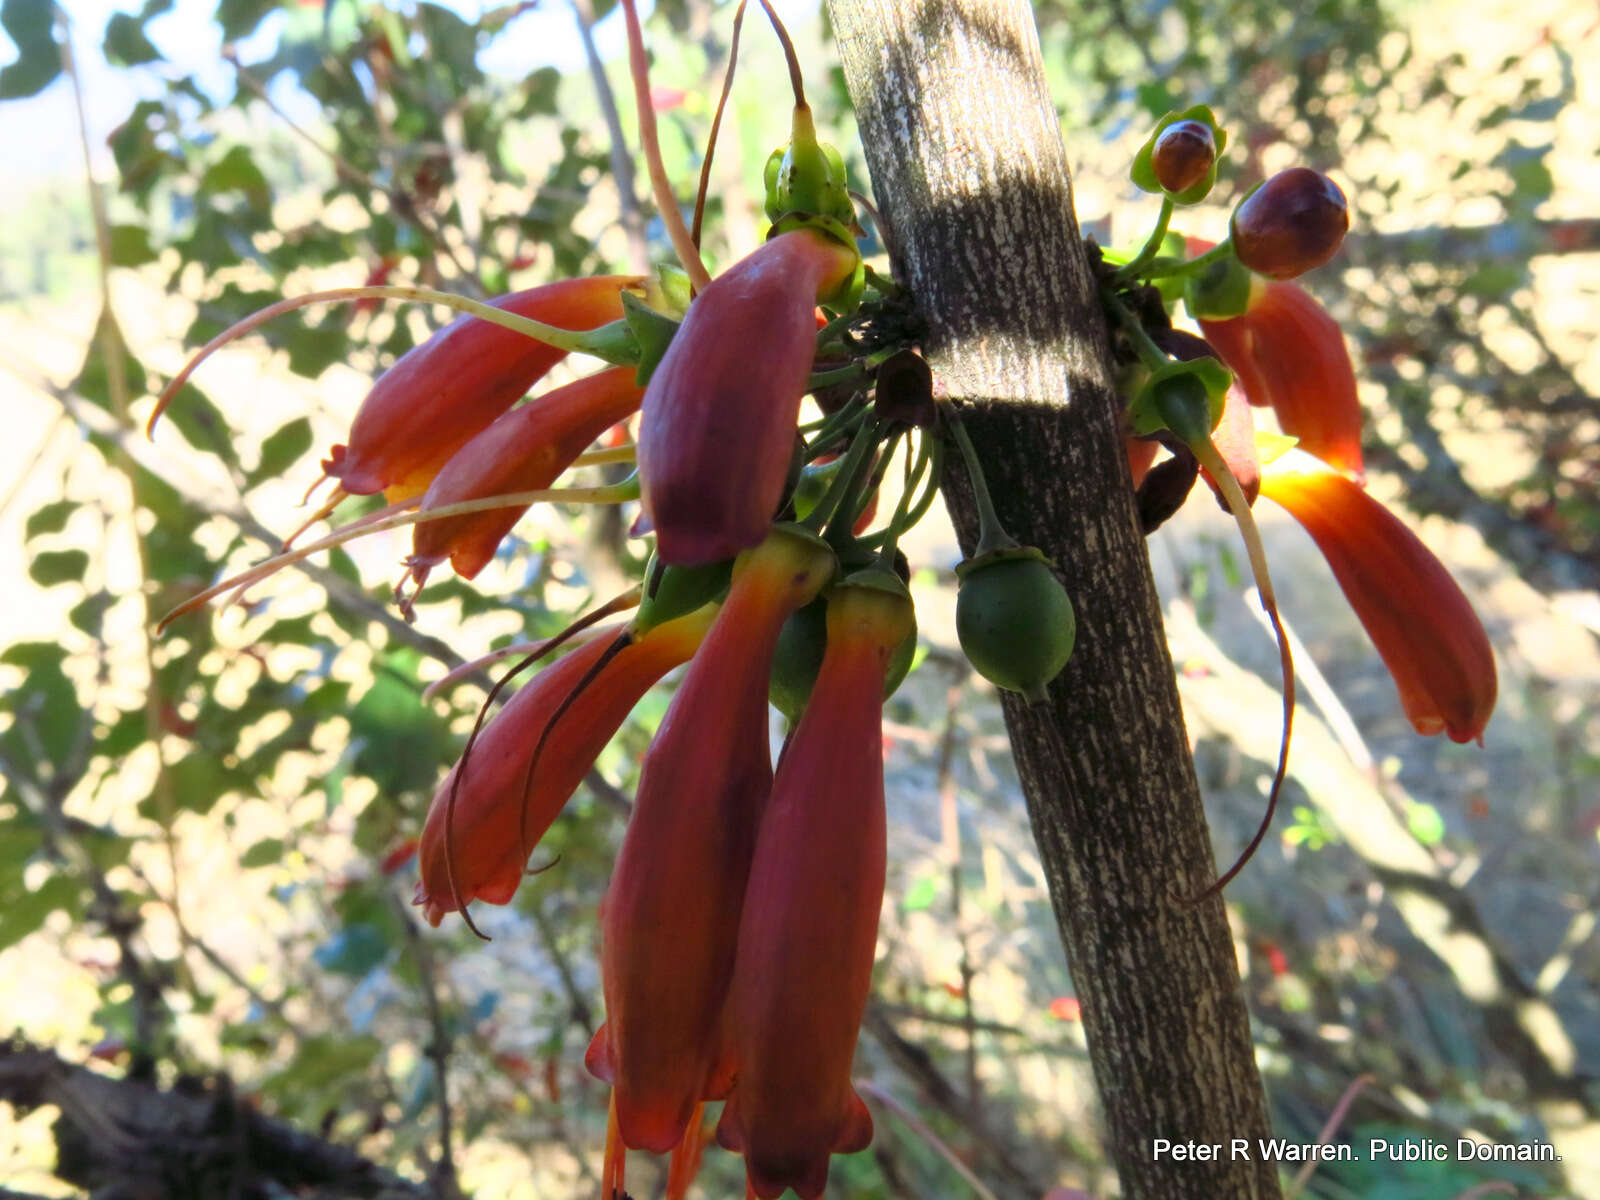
[516,629,634,861]
[440,593,640,935]
[618,0,711,291]
[691,0,749,251]
[147,284,606,436]
[756,0,806,109]
[1186,438,1296,905]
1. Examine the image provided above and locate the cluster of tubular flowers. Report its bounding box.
[1125,228,1496,745]
[388,202,916,1198]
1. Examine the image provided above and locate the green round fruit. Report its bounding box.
[955,552,1076,702]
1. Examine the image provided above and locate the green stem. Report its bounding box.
[833,430,902,544]
[149,285,637,434]
[942,406,1014,554]
[875,429,934,562]
[1161,238,1234,279]
[1112,195,1174,282]
[803,416,881,535]
[808,362,867,391]
[803,397,869,460]
[1100,287,1170,372]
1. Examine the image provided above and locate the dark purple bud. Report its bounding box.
[1231,168,1349,280]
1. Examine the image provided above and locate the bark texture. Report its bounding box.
[826,1,1281,1195]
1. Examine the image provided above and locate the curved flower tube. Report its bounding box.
[716,581,913,1199]
[587,527,835,1153]
[414,606,713,927]
[1259,449,1496,743]
[1198,276,1364,480]
[324,275,638,501]
[405,367,645,586]
[637,229,859,564]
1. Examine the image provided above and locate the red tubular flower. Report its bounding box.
[1198,276,1365,480]
[1259,449,1496,742]
[717,581,913,1199]
[587,527,835,1153]
[323,275,638,502]
[414,607,713,927]
[404,367,645,587]
[637,230,859,564]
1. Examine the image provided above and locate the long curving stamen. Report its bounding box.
[756,0,806,109]
[156,484,635,633]
[440,591,641,938]
[147,284,633,436]
[692,0,749,250]
[619,0,711,292]
[516,629,634,860]
[1185,438,1295,904]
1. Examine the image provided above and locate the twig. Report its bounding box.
[392,891,462,1199]
[854,1080,1000,1200]
[572,0,649,272]
[1283,1073,1375,1199]
[224,52,479,289]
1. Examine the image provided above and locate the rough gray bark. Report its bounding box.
[825,0,1281,1195]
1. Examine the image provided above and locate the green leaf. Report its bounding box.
[313,923,391,977]
[109,223,158,267]
[239,838,285,869]
[283,324,348,379]
[216,0,277,41]
[104,12,161,65]
[262,1033,383,1098]
[24,499,75,542]
[200,144,272,217]
[73,308,147,412]
[29,549,89,586]
[1,642,82,772]
[0,873,82,951]
[0,0,61,99]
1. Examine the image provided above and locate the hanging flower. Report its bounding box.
[1259,449,1496,742]
[323,274,638,502]
[1197,274,1365,481]
[717,578,912,1199]
[587,526,835,1153]
[404,366,645,588]
[636,230,859,565]
[415,606,713,927]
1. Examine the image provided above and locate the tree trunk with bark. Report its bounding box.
[826,0,1282,1195]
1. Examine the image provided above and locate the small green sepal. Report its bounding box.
[1130,105,1228,204]
[1127,358,1232,439]
[1183,249,1257,321]
[620,291,681,386]
[634,555,733,633]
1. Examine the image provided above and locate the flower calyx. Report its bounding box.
[1131,105,1227,204]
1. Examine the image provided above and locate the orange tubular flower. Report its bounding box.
[414,607,713,927]
[716,580,912,1200]
[1259,449,1496,743]
[587,527,835,1153]
[637,230,859,565]
[323,275,637,502]
[1198,276,1365,480]
[404,367,645,587]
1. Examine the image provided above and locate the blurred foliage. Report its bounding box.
[0,0,1594,1197]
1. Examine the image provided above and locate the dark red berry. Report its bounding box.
[1230,168,1349,279]
[1151,120,1216,195]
